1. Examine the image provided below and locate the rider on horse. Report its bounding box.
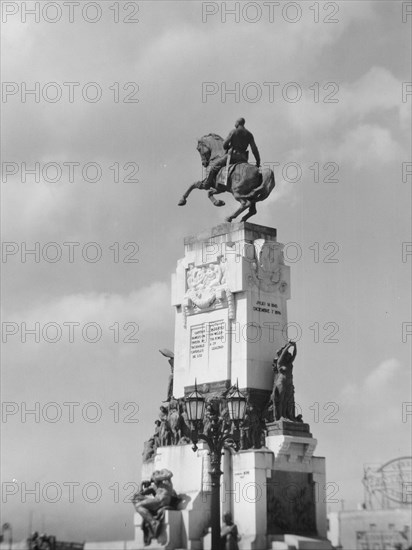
[205,117,261,190]
[178,121,274,223]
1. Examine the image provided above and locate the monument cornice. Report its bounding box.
[184,221,277,246]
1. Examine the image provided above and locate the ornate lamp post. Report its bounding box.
[185,382,247,550]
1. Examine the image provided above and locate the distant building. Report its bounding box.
[328,508,411,549]
[328,457,412,550]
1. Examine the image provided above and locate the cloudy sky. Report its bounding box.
[1,0,411,543]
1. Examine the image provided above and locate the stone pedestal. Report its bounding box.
[265,431,328,542]
[171,222,291,408]
[227,433,328,549]
[231,449,274,550]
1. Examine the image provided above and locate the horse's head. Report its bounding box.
[196,133,225,167]
[197,138,211,167]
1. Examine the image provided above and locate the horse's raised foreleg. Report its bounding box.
[178,181,203,206]
[207,188,225,207]
[241,202,257,222]
[226,200,250,222]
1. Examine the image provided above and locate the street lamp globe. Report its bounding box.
[185,382,205,424]
[226,384,247,422]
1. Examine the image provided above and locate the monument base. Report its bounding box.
[134,432,328,549]
[132,434,330,548]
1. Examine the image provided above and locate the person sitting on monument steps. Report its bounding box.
[204,117,261,190]
[271,340,297,421]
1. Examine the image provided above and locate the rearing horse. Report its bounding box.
[178,134,275,222]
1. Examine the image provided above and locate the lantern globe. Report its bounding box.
[226,385,247,421]
[185,384,205,423]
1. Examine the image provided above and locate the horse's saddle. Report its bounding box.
[216,163,238,189]
[216,162,261,191]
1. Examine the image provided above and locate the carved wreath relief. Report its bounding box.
[249,239,288,293]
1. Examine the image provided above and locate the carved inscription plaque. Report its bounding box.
[190,320,226,365]
[188,311,229,383]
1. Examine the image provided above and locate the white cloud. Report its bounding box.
[287,66,408,136]
[339,382,358,404]
[337,358,407,431]
[262,175,299,208]
[2,179,69,236]
[2,282,173,365]
[344,67,403,120]
[340,357,403,401]
[364,357,402,392]
[7,282,171,330]
[336,123,402,168]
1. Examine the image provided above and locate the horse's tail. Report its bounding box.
[254,167,275,202]
[230,165,275,202]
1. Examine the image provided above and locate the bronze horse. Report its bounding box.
[178,134,275,222]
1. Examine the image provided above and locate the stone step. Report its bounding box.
[296,543,332,550]
[283,535,332,550]
[271,542,295,550]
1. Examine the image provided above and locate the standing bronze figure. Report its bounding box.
[271,341,297,421]
[159,348,174,401]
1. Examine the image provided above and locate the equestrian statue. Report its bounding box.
[178,118,275,223]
